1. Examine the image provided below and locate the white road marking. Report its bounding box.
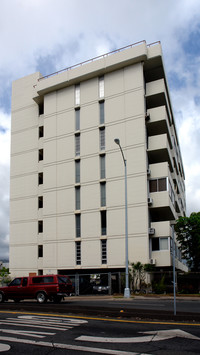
[18,315,88,324]
[77,329,200,343]
[0,335,152,354]
[0,329,55,338]
[0,343,10,352]
[0,321,67,331]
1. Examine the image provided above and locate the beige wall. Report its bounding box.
[10,43,186,277]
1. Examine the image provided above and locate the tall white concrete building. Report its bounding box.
[10,41,187,283]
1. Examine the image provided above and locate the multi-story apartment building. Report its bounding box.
[10,41,187,286]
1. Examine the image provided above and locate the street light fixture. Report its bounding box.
[114,138,130,298]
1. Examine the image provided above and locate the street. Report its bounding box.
[0,311,200,354]
[0,296,199,321]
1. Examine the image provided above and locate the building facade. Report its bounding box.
[10,41,187,280]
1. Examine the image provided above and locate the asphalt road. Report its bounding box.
[0,296,200,321]
[0,311,200,354]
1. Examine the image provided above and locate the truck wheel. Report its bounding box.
[0,292,4,303]
[36,292,47,304]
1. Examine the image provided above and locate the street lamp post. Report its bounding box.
[171,223,176,316]
[114,138,130,298]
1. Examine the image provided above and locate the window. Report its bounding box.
[100,182,106,207]
[39,126,44,138]
[101,239,107,264]
[22,278,28,286]
[38,149,43,161]
[75,84,80,105]
[76,241,81,265]
[76,214,81,238]
[75,134,80,156]
[38,220,43,234]
[38,245,43,258]
[75,108,80,131]
[169,180,175,205]
[38,172,43,185]
[99,101,105,124]
[75,160,80,183]
[160,237,168,250]
[32,276,54,284]
[152,238,159,251]
[100,155,106,179]
[38,196,43,209]
[38,102,44,115]
[9,278,22,286]
[99,76,104,98]
[152,237,168,251]
[101,210,107,235]
[100,128,105,150]
[149,178,167,193]
[75,186,80,210]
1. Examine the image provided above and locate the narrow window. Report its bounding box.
[38,101,44,115]
[39,126,44,138]
[149,179,157,193]
[75,134,80,156]
[38,220,43,234]
[38,172,43,185]
[99,101,105,125]
[38,196,43,209]
[152,238,159,251]
[101,240,107,264]
[158,178,167,191]
[38,149,43,161]
[76,241,81,265]
[38,269,43,275]
[100,154,106,179]
[100,182,106,207]
[38,245,43,258]
[101,210,107,235]
[75,160,80,183]
[75,186,81,210]
[76,214,81,238]
[99,76,104,98]
[75,84,80,105]
[75,108,80,131]
[100,128,105,151]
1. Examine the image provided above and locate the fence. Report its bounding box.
[66,271,200,296]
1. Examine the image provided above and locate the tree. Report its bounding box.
[131,262,144,290]
[175,212,200,271]
[0,267,11,286]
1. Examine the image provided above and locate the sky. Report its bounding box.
[0,0,200,261]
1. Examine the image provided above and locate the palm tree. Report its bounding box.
[132,262,144,290]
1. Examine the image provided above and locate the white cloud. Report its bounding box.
[1,0,200,259]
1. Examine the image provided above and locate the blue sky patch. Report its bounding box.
[0,126,7,134]
[194,96,200,106]
[168,71,186,90]
[182,26,200,57]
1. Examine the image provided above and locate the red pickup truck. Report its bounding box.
[0,274,74,303]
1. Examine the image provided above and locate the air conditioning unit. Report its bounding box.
[148,197,153,205]
[148,228,155,235]
[150,259,156,265]
[147,168,151,176]
[145,114,150,122]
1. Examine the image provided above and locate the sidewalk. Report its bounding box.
[69,294,200,301]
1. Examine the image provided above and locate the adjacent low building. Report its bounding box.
[10,40,187,286]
